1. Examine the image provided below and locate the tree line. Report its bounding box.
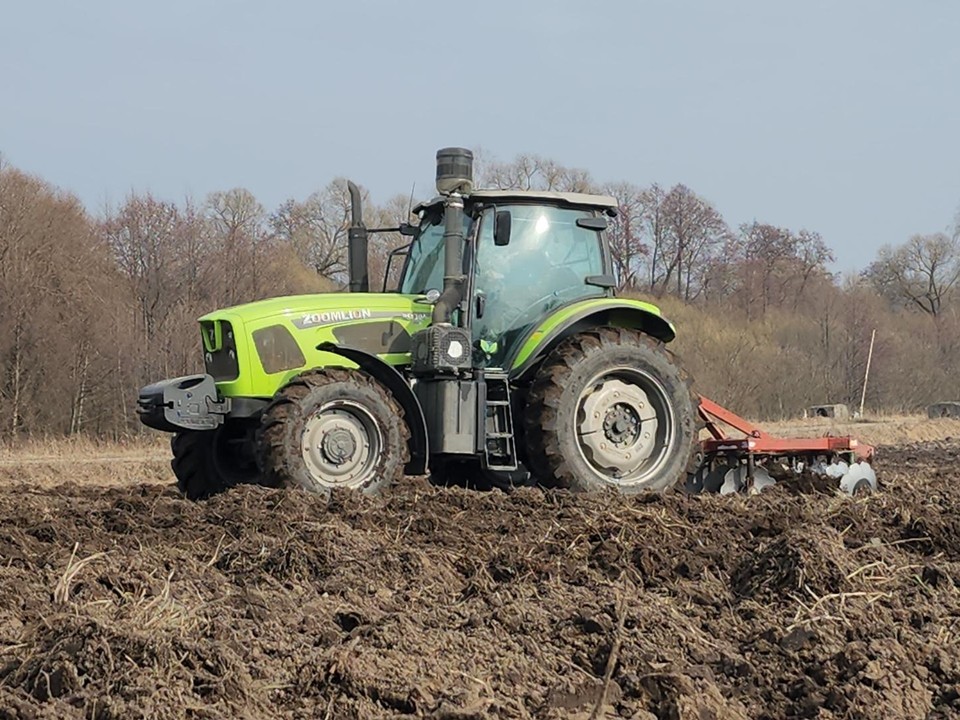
[0,151,958,439]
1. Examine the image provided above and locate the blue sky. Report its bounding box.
[1,0,957,274]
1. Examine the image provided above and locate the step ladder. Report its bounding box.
[481,370,517,471]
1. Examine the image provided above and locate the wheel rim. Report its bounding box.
[575,366,677,487]
[301,400,382,489]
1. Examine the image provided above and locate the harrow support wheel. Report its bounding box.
[256,368,409,498]
[523,327,698,493]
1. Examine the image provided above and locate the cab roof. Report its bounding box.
[413,189,619,216]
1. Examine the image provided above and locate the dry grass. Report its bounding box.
[758,413,960,448]
[700,410,960,451]
[0,433,167,458]
[0,435,172,487]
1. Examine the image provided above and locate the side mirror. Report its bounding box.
[494,210,512,246]
[576,216,608,231]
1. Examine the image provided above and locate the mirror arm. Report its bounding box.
[368,223,417,237]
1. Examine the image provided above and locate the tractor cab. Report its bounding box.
[394,190,620,368]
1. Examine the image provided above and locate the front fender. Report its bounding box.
[316,342,429,475]
[508,298,676,380]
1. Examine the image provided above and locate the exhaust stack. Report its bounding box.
[346,180,369,293]
[431,147,474,325]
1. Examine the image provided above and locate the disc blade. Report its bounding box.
[839,461,878,495]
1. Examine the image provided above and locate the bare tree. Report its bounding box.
[101,193,181,338]
[0,166,123,436]
[602,181,648,290]
[206,188,268,304]
[793,229,834,304]
[637,184,669,293]
[478,153,596,193]
[654,185,730,301]
[269,178,357,284]
[368,192,419,292]
[724,222,834,317]
[864,233,960,317]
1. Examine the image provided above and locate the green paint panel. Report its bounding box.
[510,297,674,370]
[200,292,433,398]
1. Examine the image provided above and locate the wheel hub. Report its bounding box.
[321,427,357,465]
[578,377,664,482]
[301,402,380,488]
[603,403,641,445]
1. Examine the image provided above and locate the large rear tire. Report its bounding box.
[171,423,259,500]
[523,327,697,493]
[256,368,409,498]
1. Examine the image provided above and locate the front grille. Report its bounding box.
[201,320,240,381]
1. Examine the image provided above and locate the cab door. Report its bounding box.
[470,204,607,367]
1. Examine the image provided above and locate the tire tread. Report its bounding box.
[523,327,697,493]
[255,368,410,495]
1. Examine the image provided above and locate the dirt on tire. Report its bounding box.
[523,327,698,494]
[2,441,960,719]
[256,368,411,496]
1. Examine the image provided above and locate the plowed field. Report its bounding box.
[2,437,960,719]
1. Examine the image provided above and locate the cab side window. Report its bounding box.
[473,204,605,364]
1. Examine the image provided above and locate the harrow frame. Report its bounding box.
[691,396,876,492]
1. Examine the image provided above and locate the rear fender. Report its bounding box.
[316,342,429,475]
[509,300,676,381]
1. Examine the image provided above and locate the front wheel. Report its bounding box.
[256,368,410,498]
[171,423,259,500]
[523,327,697,493]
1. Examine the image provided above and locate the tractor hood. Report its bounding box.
[197,292,435,398]
[199,292,433,328]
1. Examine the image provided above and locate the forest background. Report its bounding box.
[1,150,958,439]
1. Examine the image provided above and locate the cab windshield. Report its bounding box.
[399,209,472,295]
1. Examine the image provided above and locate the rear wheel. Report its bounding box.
[256,368,409,497]
[171,423,258,500]
[523,327,697,493]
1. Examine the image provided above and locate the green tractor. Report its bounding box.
[137,148,698,499]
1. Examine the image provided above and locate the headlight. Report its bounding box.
[200,320,239,381]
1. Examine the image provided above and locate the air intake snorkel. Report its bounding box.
[431,147,473,325]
